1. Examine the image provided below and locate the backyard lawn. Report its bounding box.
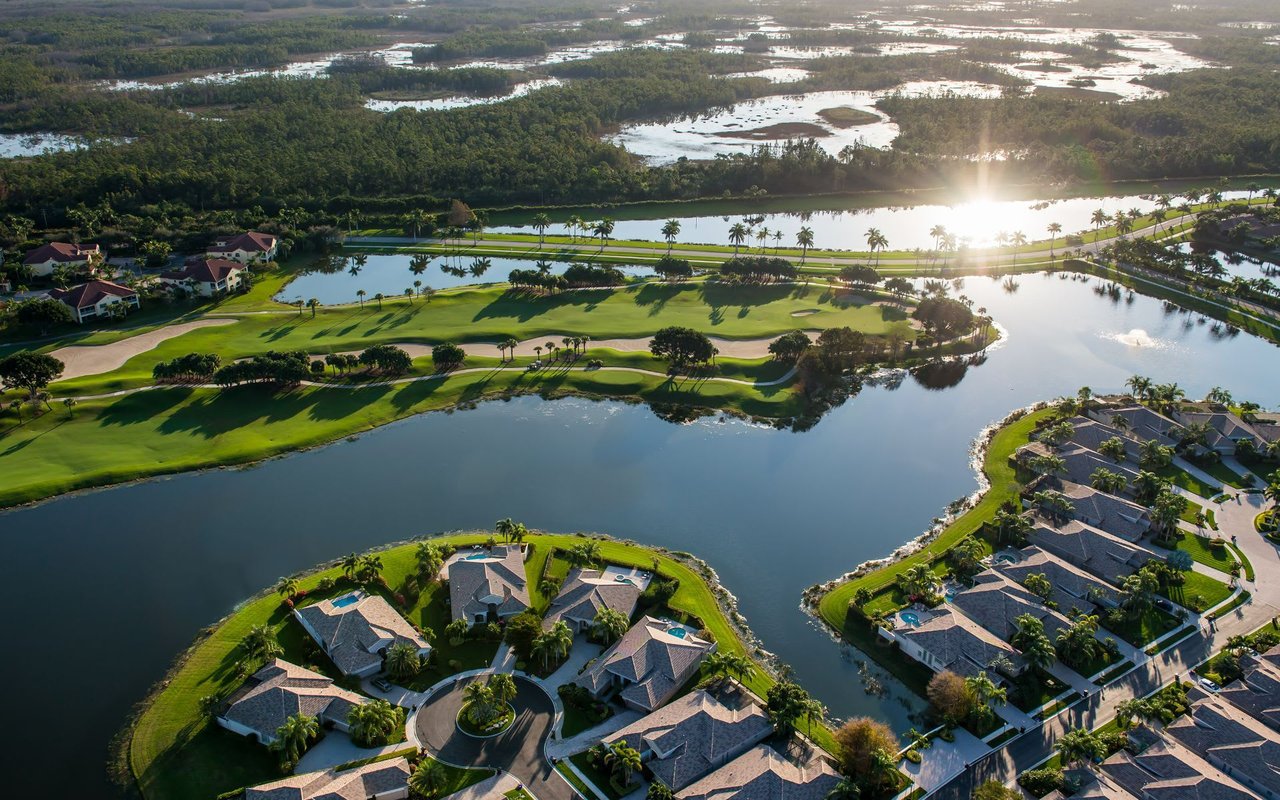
[1159,571,1234,613]
[1166,530,1237,573]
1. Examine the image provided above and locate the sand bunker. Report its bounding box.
[52,319,236,381]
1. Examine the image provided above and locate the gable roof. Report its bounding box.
[676,742,842,800]
[245,756,410,800]
[1062,417,1143,461]
[1093,405,1185,447]
[1027,515,1154,585]
[24,242,97,264]
[1103,734,1264,800]
[161,258,244,283]
[898,607,1023,679]
[49,279,137,309]
[1176,411,1262,448]
[605,685,773,791]
[1220,647,1280,734]
[1027,476,1151,542]
[447,545,530,621]
[1165,690,1280,797]
[219,659,364,742]
[996,546,1118,613]
[950,570,1072,643]
[294,592,429,676]
[578,616,714,712]
[544,567,641,631]
[209,231,277,253]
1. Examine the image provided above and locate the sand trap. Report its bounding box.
[791,309,820,317]
[52,319,236,380]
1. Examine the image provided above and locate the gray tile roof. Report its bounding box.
[577,616,714,712]
[604,685,773,791]
[1027,516,1155,585]
[245,756,410,800]
[544,567,640,631]
[1092,405,1185,448]
[1174,411,1262,450]
[898,607,1024,679]
[1103,735,1264,800]
[996,546,1118,614]
[950,570,1072,643]
[1165,691,1280,797]
[675,742,842,800]
[1044,477,1152,542]
[447,545,530,623]
[219,659,365,743]
[1220,648,1280,733]
[1017,443,1140,491]
[294,592,429,676]
[1062,417,1143,462]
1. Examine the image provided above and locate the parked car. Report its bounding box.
[1155,598,1173,611]
[372,678,392,692]
[1197,676,1221,693]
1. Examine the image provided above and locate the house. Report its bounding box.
[544,567,641,634]
[1171,410,1262,456]
[1027,516,1155,585]
[207,231,278,264]
[676,742,843,800]
[159,258,246,297]
[49,279,140,323]
[445,545,530,626]
[244,756,411,800]
[1044,771,1139,800]
[576,616,715,713]
[950,570,1073,643]
[1025,476,1151,542]
[888,606,1024,679]
[215,659,364,745]
[294,591,431,678]
[1061,417,1144,462]
[603,683,773,793]
[995,546,1119,615]
[23,242,101,277]
[1089,405,1185,448]
[1103,730,1265,800]
[1165,688,1280,799]
[1016,442,1140,492]
[1220,647,1280,733]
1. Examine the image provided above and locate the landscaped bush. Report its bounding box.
[1018,767,1065,797]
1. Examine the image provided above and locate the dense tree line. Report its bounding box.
[152,353,222,383]
[214,350,311,386]
[719,256,798,283]
[562,263,626,287]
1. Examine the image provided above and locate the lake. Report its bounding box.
[4,271,1280,796]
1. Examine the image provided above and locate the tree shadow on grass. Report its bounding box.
[97,387,195,427]
[471,289,605,324]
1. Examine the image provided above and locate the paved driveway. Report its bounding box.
[414,676,577,800]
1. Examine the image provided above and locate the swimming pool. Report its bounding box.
[333,594,360,608]
[464,553,492,561]
[899,611,922,627]
[667,627,688,638]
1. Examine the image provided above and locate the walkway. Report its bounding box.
[297,732,414,774]
[545,710,644,761]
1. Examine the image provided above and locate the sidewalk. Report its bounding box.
[545,709,644,760]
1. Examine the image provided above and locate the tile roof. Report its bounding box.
[1093,405,1185,448]
[996,546,1118,614]
[24,241,97,264]
[605,685,773,791]
[245,756,410,800]
[1175,412,1262,449]
[1062,417,1143,461]
[446,546,530,622]
[950,570,1072,642]
[295,592,429,676]
[219,659,364,743]
[577,616,714,712]
[898,607,1023,679]
[544,567,641,631]
[1165,690,1280,797]
[209,231,277,253]
[49,279,137,308]
[1027,516,1154,585]
[676,742,842,800]
[1103,734,1264,800]
[1027,476,1151,542]
[160,258,244,283]
[1220,647,1280,734]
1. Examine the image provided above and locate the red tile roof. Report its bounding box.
[50,280,137,309]
[24,242,99,265]
[161,258,244,283]
[208,231,276,254]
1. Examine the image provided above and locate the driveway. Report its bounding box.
[414,675,577,800]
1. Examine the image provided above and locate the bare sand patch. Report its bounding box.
[52,319,237,380]
[791,309,820,317]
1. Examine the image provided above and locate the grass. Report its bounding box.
[1144,625,1197,656]
[1210,591,1251,619]
[1164,530,1237,573]
[505,789,535,800]
[1186,457,1254,490]
[1229,544,1255,581]
[561,701,613,738]
[569,752,632,800]
[1104,607,1183,648]
[1153,464,1222,499]
[1159,570,1234,613]
[555,761,600,800]
[1009,670,1068,713]
[1093,660,1135,686]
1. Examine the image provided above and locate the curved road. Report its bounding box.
[415,676,576,800]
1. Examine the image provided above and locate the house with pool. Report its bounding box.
[885,606,1025,681]
[215,658,365,746]
[543,565,645,634]
[995,546,1119,616]
[949,570,1072,644]
[444,544,531,627]
[576,615,715,713]
[244,755,410,800]
[294,590,431,678]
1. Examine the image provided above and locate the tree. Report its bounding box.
[432,342,465,370]
[15,298,74,333]
[359,344,412,375]
[566,541,600,567]
[1120,568,1159,620]
[416,542,444,578]
[1055,728,1105,769]
[704,650,752,686]
[797,226,814,264]
[1098,437,1128,463]
[1011,614,1056,670]
[1047,222,1062,258]
[768,330,811,362]
[1023,573,1053,604]
[488,673,517,706]
[896,564,941,603]
[661,219,681,252]
[1167,549,1194,572]
[834,717,899,787]
[1139,439,1174,470]
[271,712,319,770]
[927,670,975,723]
[974,780,1021,800]
[386,641,421,680]
[604,739,643,787]
[275,576,299,599]
[0,352,64,403]
[728,222,749,255]
[826,778,862,800]
[409,759,447,799]
[1151,489,1187,541]
[532,212,552,246]
[1133,471,1167,505]
[766,680,812,734]
[966,671,1007,724]
[445,618,469,645]
[1056,614,1104,669]
[593,607,629,644]
[649,326,716,371]
[240,624,283,667]
[948,536,985,579]
[1091,467,1128,495]
[864,227,888,266]
[463,681,497,727]
[348,698,402,747]
[839,264,881,288]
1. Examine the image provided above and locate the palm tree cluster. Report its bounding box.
[341,552,383,584]
[462,673,518,731]
[530,620,574,671]
[271,712,319,771]
[348,698,403,747]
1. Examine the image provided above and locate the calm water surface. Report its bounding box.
[4,274,1280,796]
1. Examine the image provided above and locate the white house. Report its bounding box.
[294,591,431,678]
[23,242,102,277]
[49,279,139,323]
[159,258,246,297]
[445,545,531,626]
[206,231,278,264]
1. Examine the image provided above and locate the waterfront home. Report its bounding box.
[294,591,431,678]
[576,616,715,713]
[1027,516,1154,586]
[1061,417,1144,461]
[1024,477,1151,542]
[1171,409,1262,456]
[676,742,842,800]
[950,570,1073,643]
[1016,442,1140,491]
[887,606,1025,680]
[445,545,530,626]
[1088,405,1185,448]
[207,231,278,263]
[1220,647,1280,733]
[23,241,101,277]
[244,756,410,800]
[215,659,364,746]
[603,683,773,793]
[1165,687,1280,799]
[995,546,1119,615]
[158,258,246,297]
[1102,730,1264,800]
[543,567,642,633]
[49,279,139,323]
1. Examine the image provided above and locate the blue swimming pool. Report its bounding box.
[667,627,687,638]
[333,594,360,608]
[465,553,491,560]
[900,611,922,627]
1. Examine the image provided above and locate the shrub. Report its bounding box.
[904,749,922,763]
[1018,767,1065,797]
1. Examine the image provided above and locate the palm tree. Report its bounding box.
[965,671,1007,723]
[533,346,543,362]
[1091,208,1109,242]
[1010,231,1027,266]
[271,713,319,768]
[1047,222,1062,258]
[929,224,948,253]
[240,624,283,665]
[488,673,517,707]
[593,218,615,248]
[275,576,299,599]
[1011,614,1056,671]
[531,633,555,670]
[547,620,574,661]
[826,778,862,800]
[796,226,814,264]
[409,253,433,276]
[566,214,583,243]
[341,552,360,579]
[865,227,888,266]
[501,336,519,362]
[773,229,783,252]
[593,607,629,644]
[532,213,552,246]
[356,289,366,308]
[704,650,752,686]
[1055,728,1105,769]
[463,681,496,726]
[62,397,77,418]
[897,563,941,602]
[661,219,681,252]
[385,641,421,680]
[604,740,643,787]
[349,698,401,747]
[562,336,574,360]
[728,222,749,255]
[1125,374,1152,400]
[306,297,320,317]
[545,340,556,363]
[409,759,447,799]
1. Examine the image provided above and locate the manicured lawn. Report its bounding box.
[561,701,614,738]
[1154,464,1221,499]
[1009,670,1068,713]
[1165,530,1237,573]
[569,752,633,800]
[1186,457,1254,490]
[1159,571,1234,613]
[1104,607,1183,647]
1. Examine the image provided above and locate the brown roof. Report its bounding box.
[209,231,277,253]
[24,242,98,264]
[161,258,244,283]
[50,280,136,308]
[245,756,411,800]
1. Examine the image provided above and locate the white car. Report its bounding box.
[1197,676,1221,693]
